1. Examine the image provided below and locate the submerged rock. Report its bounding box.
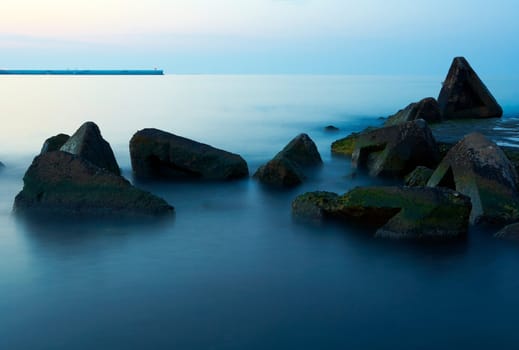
[494,223,519,241]
[352,119,440,177]
[427,132,519,224]
[60,122,120,175]
[404,166,434,187]
[438,57,502,119]
[325,125,339,132]
[385,97,442,126]
[130,128,248,180]
[40,133,70,154]
[13,151,173,217]
[254,133,322,187]
[292,186,471,240]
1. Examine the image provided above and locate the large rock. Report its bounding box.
[384,97,442,126]
[427,132,519,224]
[130,128,248,180]
[254,133,322,187]
[292,186,471,240]
[13,151,173,217]
[494,223,519,241]
[352,119,440,177]
[40,133,70,154]
[438,57,503,119]
[60,122,120,175]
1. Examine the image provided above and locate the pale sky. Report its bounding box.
[1,0,518,74]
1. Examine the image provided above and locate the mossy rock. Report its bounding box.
[14,151,174,217]
[331,127,378,156]
[352,119,440,178]
[404,166,434,187]
[292,186,471,240]
[427,132,519,225]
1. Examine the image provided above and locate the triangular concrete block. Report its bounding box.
[438,57,502,119]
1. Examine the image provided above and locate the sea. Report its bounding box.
[1,75,519,349]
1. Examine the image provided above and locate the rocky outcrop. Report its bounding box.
[427,132,519,224]
[254,133,322,187]
[351,119,440,177]
[13,151,173,217]
[404,166,434,187]
[494,223,519,241]
[324,125,339,132]
[292,186,471,240]
[60,122,120,175]
[40,133,70,154]
[438,57,502,119]
[384,97,442,126]
[130,128,248,180]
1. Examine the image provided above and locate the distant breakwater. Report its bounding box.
[0,69,164,75]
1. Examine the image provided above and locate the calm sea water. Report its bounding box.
[1,75,519,349]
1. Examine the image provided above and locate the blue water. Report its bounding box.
[1,75,519,349]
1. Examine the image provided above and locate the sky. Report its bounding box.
[1,0,518,75]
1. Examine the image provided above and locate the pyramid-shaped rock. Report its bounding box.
[438,57,502,119]
[60,122,120,175]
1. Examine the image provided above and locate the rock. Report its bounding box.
[60,122,120,175]
[352,119,440,177]
[438,57,503,119]
[325,125,339,132]
[384,97,442,126]
[404,166,434,187]
[494,223,519,241]
[331,127,378,156]
[254,133,322,187]
[130,128,248,180]
[13,151,173,217]
[427,132,519,224]
[292,186,471,240]
[40,133,70,154]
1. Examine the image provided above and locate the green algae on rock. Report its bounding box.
[427,132,519,224]
[292,186,471,240]
[352,119,440,178]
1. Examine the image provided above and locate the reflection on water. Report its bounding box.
[1,75,519,349]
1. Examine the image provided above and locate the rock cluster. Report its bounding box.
[14,122,173,217]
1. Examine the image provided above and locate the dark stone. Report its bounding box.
[60,122,120,175]
[494,223,519,241]
[385,97,442,126]
[292,186,471,240]
[404,166,434,187]
[130,128,248,180]
[352,119,440,177]
[325,125,339,132]
[254,133,322,187]
[13,151,174,217]
[40,133,70,154]
[438,57,503,119]
[427,132,519,224]
[0,161,4,169]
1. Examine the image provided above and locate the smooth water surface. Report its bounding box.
[1,75,519,349]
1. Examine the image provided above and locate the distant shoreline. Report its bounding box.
[0,69,164,75]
